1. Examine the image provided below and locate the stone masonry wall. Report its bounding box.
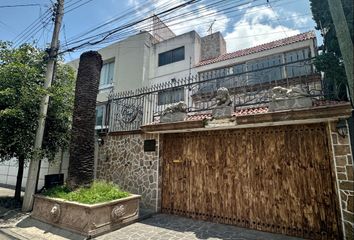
[96,133,159,211]
[329,121,354,239]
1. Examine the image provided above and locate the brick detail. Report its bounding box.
[329,122,354,240]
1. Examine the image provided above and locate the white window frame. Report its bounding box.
[99,61,115,90]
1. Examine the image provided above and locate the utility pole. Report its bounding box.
[22,0,64,212]
[327,0,353,104]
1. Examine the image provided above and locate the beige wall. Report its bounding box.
[67,32,155,103]
[148,31,201,85]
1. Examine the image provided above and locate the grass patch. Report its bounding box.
[43,181,130,204]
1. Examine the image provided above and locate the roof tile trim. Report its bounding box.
[196,31,316,67]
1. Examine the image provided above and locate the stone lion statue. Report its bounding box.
[216,87,232,107]
[50,204,61,223]
[271,86,309,100]
[162,101,187,115]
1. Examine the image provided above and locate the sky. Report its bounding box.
[0,0,321,62]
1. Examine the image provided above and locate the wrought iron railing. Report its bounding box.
[105,58,328,132]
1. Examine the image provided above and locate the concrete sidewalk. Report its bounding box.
[0,187,304,240]
[0,187,85,240]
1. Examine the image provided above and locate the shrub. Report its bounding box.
[43,181,130,204]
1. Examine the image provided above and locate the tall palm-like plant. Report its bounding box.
[67,51,102,189]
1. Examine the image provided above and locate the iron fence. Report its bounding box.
[105,58,327,132]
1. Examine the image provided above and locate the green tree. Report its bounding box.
[310,0,353,100]
[0,41,75,201]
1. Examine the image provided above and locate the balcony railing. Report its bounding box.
[103,58,336,132]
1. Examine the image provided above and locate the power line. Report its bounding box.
[12,7,52,46]
[59,0,202,54]
[0,4,40,8]
[267,0,288,38]
[61,0,285,52]
[65,0,95,14]
[63,0,241,47]
[60,0,317,55]
[12,0,95,47]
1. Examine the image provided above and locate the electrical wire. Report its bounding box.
[61,0,289,53]
[59,0,202,54]
[0,4,40,9]
[12,7,52,47]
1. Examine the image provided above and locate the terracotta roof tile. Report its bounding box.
[233,107,269,116]
[196,31,316,67]
[185,113,212,121]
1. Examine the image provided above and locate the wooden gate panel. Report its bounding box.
[161,124,339,239]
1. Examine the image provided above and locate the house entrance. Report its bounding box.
[161,123,340,239]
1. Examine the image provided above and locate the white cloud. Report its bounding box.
[225,6,301,52]
[290,12,312,28]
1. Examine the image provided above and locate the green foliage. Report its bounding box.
[313,52,347,100]
[309,0,352,100]
[310,0,353,56]
[0,41,75,162]
[43,181,130,204]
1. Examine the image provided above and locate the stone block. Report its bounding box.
[341,191,348,201]
[336,156,347,166]
[338,135,349,144]
[334,145,351,156]
[343,210,354,222]
[212,106,232,119]
[347,166,353,181]
[339,181,354,191]
[347,195,354,212]
[344,221,353,240]
[338,173,347,180]
[348,155,353,165]
[269,97,312,112]
[332,133,338,144]
[160,112,187,123]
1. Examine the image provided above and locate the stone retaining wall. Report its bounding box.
[329,121,354,239]
[96,133,159,211]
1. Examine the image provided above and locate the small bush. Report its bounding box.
[43,181,130,204]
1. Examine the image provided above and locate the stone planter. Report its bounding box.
[31,194,141,237]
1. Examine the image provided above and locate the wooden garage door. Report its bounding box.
[161,123,340,239]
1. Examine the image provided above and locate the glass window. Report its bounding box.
[172,47,185,62]
[158,87,184,105]
[100,61,114,88]
[285,48,311,78]
[95,105,105,128]
[158,47,185,66]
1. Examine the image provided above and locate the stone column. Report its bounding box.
[328,121,354,239]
